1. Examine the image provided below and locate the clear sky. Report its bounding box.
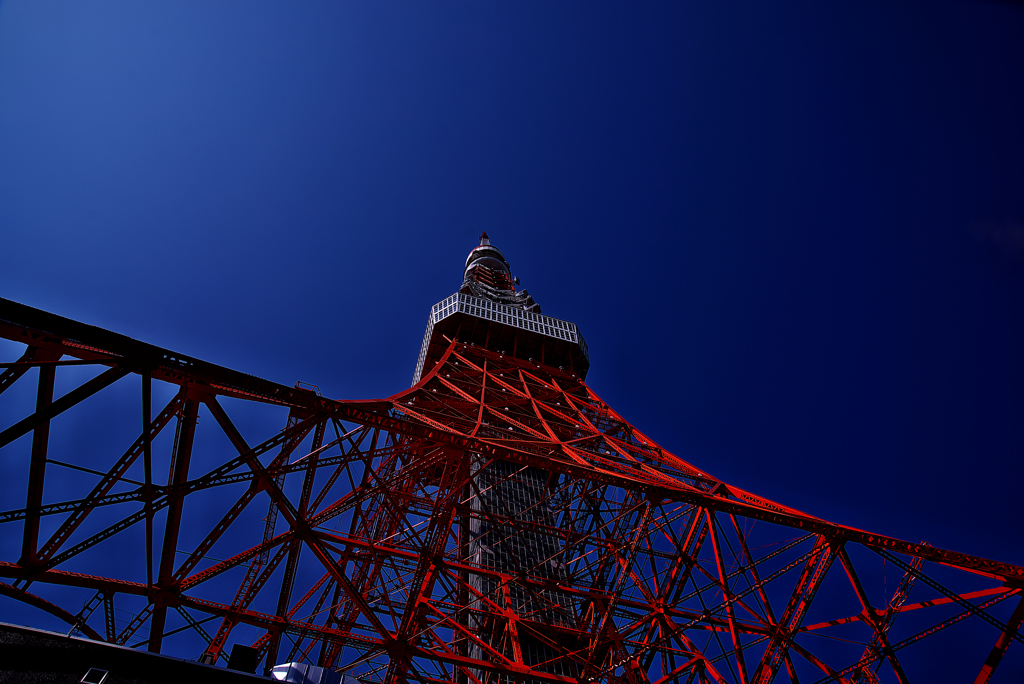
[1,0,1023,675]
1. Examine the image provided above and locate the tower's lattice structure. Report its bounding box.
[0,234,1022,683]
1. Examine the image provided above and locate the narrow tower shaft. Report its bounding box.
[418,234,585,683]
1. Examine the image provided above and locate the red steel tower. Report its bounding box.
[1,234,1022,683]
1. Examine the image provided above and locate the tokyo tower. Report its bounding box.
[0,234,1022,683]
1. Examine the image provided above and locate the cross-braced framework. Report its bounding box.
[1,296,1023,684]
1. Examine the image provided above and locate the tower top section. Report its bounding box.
[461,232,540,313]
[412,234,589,384]
[463,231,507,274]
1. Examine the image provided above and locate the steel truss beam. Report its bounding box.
[1,298,1022,684]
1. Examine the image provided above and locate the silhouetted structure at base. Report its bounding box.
[0,622,268,683]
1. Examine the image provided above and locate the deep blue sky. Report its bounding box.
[1,0,1023,661]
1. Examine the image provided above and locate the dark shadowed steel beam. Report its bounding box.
[19,354,57,567]
[149,393,199,652]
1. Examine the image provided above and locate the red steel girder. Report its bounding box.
[2,298,1024,684]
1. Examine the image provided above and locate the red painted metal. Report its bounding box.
[1,294,1023,683]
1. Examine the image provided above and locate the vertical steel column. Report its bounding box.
[455,456,472,684]
[20,361,57,567]
[104,593,116,642]
[149,393,199,652]
[143,372,154,588]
